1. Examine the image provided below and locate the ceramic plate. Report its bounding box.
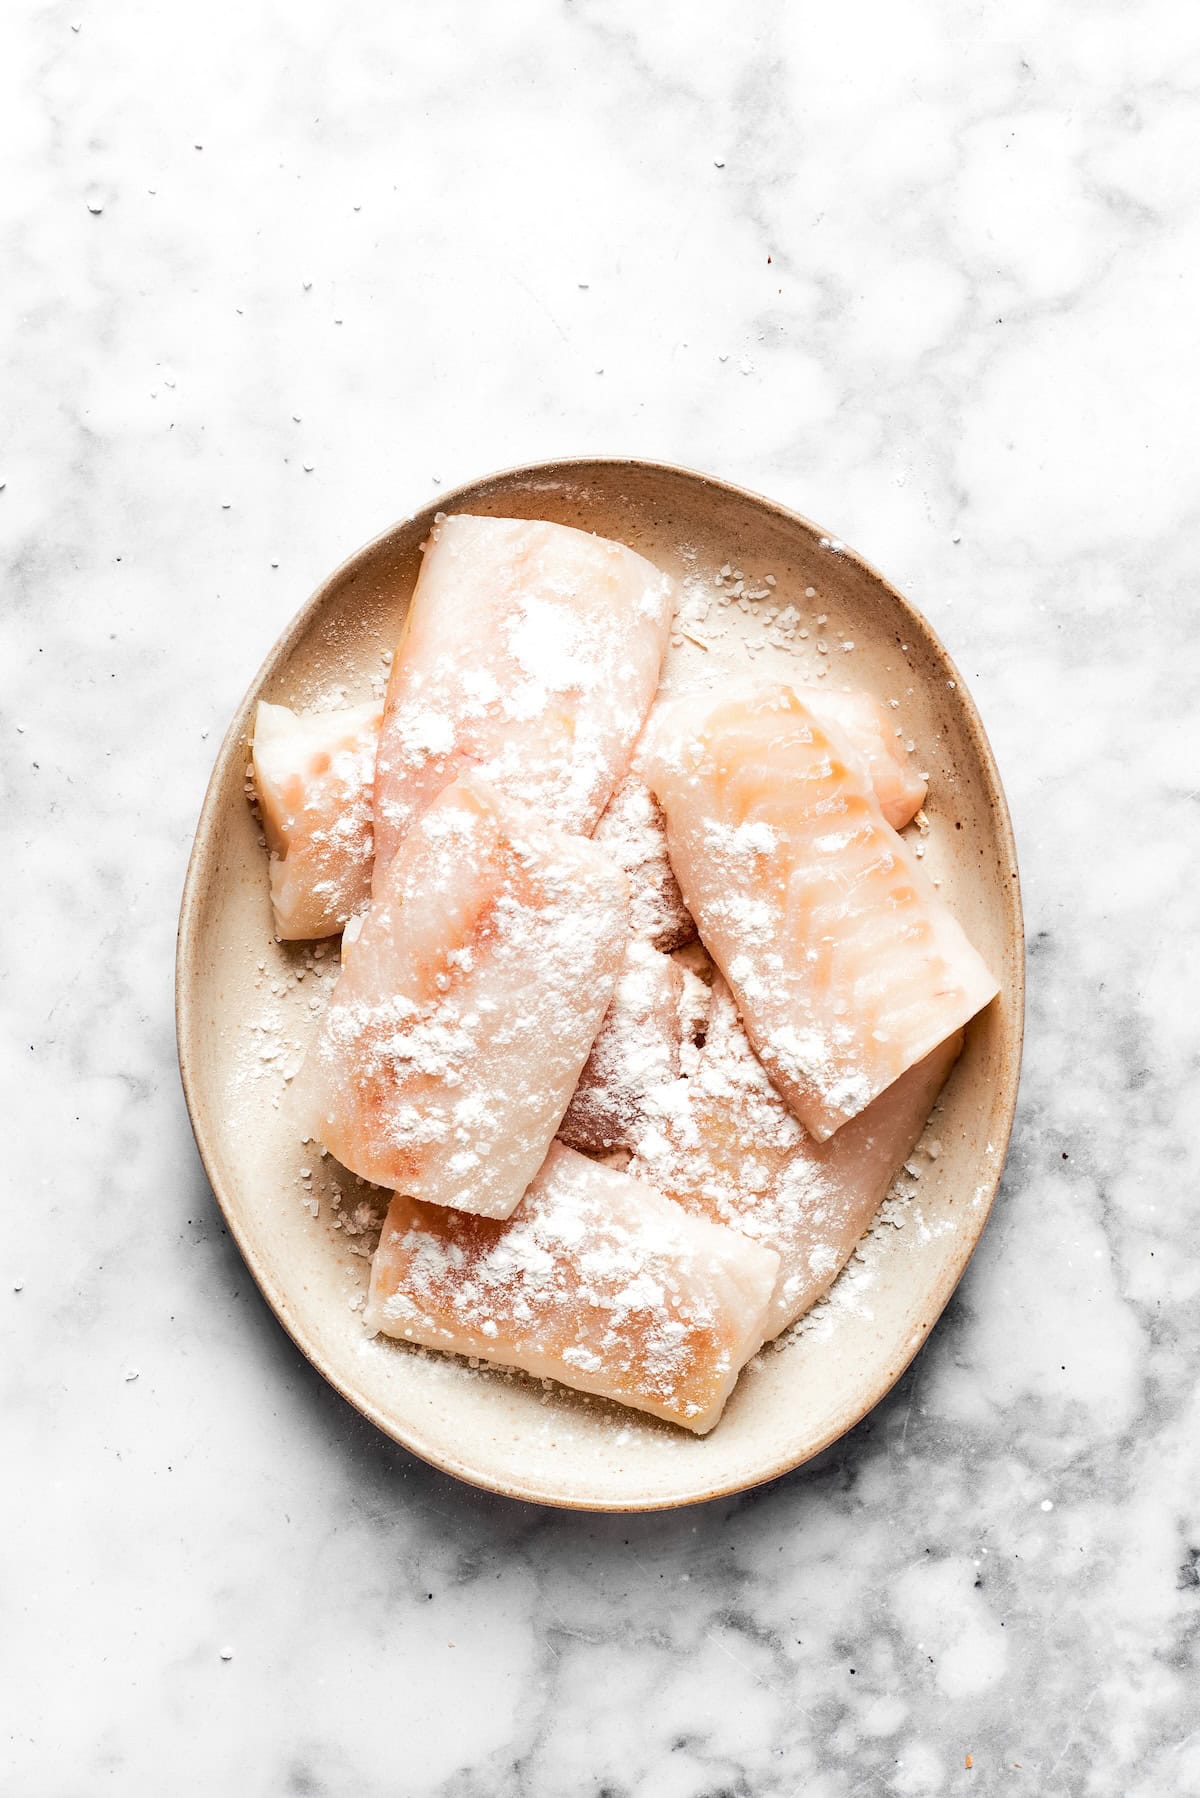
[176,458,1024,1510]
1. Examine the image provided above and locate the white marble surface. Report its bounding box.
[4,0,1200,1790]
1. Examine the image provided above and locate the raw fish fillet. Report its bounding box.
[373,514,675,891]
[251,699,382,940]
[794,686,926,830]
[646,683,927,833]
[592,773,696,951]
[591,687,920,958]
[631,979,962,1338]
[642,685,998,1140]
[558,942,709,1154]
[367,1142,780,1434]
[297,772,628,1217]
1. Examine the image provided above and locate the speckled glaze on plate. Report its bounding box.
[176,459,1024,1512]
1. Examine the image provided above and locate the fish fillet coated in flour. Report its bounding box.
[591,683,923,959]
[372,514,675,892]
[557,941,709,1154]
[296,772,628,1217]
[642,685,998,1140]
[630,978,962,1338]
[592,772,697,951]
[251,699,383,940]
[366,1142,780,1434]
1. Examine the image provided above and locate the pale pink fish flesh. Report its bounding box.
[557,941,709,1155]
[791,685,927,830]
[642,684,998,1140]
[593,684,923,960]
[372,514,675,893]
[631,978,963,1337]
[251,698,382,940]
[367,1141,780,1434]
[296,771,628,1217]
[592,772,696,951]
[643,681,928,832]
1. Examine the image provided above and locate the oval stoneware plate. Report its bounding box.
[177,458,1024,1511]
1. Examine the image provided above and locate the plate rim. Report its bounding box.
[176,455,1025,1512]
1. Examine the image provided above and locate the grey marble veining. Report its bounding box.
[4,0,1199,1791]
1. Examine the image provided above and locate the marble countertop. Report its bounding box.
[6,1,1199,1791]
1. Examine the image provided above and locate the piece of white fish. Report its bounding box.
[251,698,382,940]
[372,514,675,892]
[631,979,963,1337]
[367,1141,780,1434]
[297,772,628,1217]
[558,941,709,1154]
[643,685,998,1139]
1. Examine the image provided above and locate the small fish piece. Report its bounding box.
[793,686,926,830]
[367,1141,780,1434]
[251,699,382,939]
[642,685,998,1140]
[631,979,963,1337]
[297,772,628,1217]
[558,942,710,1154]
[592,772,696,950]
[372,514,675,892]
